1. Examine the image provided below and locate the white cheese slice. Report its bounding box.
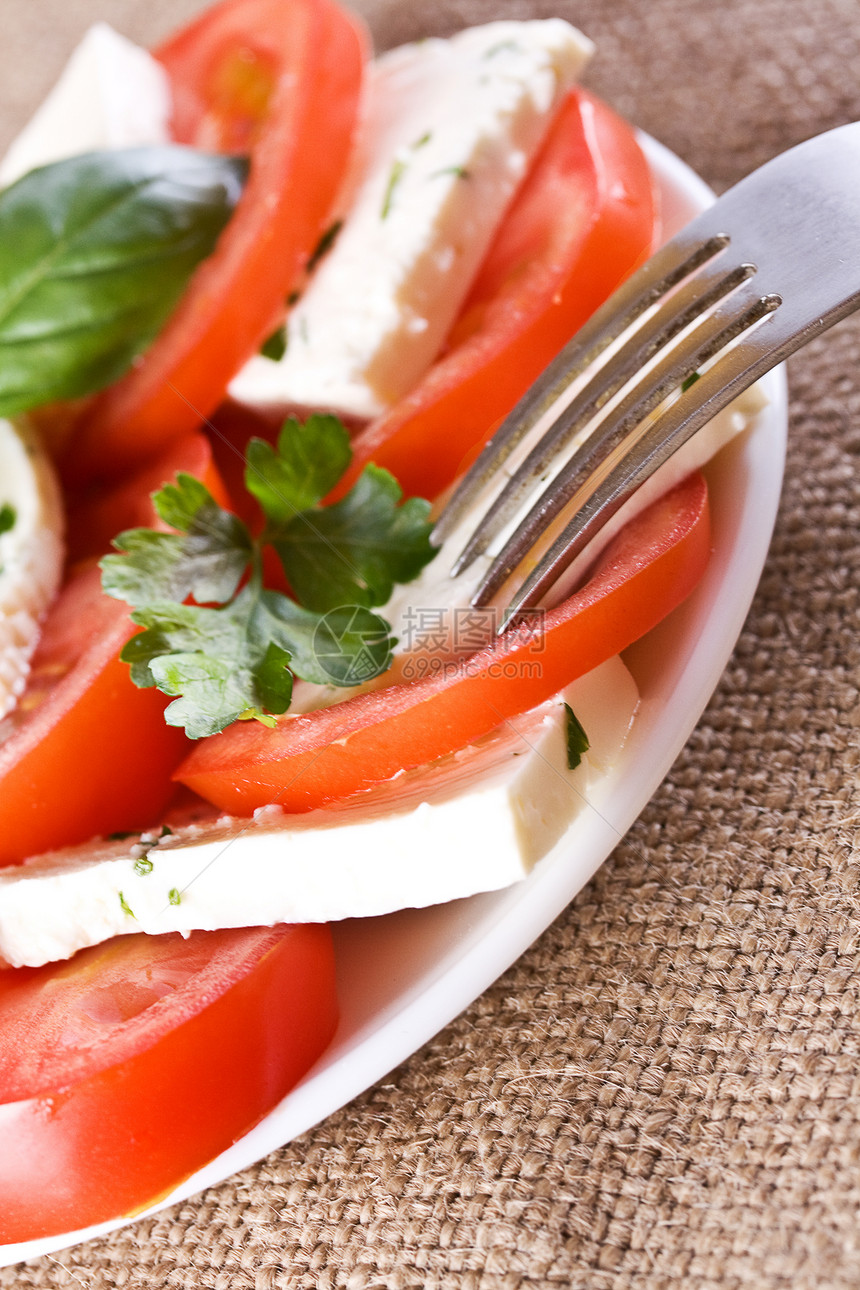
[0,655,637,968]
[0,419,65,720]
[230,19,593,419]
[0,22,171,188]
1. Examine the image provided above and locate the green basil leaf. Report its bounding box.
[0,145,247,415]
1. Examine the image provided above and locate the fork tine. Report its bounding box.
[494,292,783,625]
[450,258,756,578]
[482,288,783,619]
[431,232,732,546]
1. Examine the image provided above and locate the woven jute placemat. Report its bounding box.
[1,0,858,1285]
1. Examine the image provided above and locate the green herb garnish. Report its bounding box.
[564,703,590,771]
[381,158,407,219]
[0,146,246,416]
[259,324,287,362]
[100,414,436,738]
[168,888,182,907]
[430,166,471,181]
[0,503,15,537]
[118,891,136,920]
[306,219,343,272]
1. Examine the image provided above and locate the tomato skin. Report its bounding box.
[338,89,658,502]
[0,923,337,1243]
[64,425,232,565]
[177,472,711,815]
[0,434,226,867]
[0,568,188,867]
[63,0,368,485]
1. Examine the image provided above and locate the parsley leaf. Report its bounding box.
[120,586,297,737]
[101,415,434,737]
[253,591,394,687]
[272,465,434,614]
[103,473,252,607]
[0,503,16,536]
[246,414,351,519]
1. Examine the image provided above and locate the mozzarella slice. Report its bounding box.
[0,22,170,188]
[230,19,593,419]
[0,656,637,968]
[0,419,65,721]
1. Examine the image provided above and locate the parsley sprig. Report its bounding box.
[100,415,436,739]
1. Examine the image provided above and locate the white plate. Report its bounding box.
[2,134,788,1268]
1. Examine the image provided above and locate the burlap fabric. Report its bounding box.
[1,0,858,1285]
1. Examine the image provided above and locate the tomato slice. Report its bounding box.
[64,423,231,566]
[0,434,226,867]
[177,471,710,814]
[337,89,658,502]
[63,0,368,485]
[0,922,337,1243]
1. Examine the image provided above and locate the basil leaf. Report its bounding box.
[0,146,247,416]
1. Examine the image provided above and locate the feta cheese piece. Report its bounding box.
[0,419,65,720]
[0,22,171,188]
[230,19,593,419]
[0,656,637,968]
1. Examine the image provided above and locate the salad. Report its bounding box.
[0,0,765,1246]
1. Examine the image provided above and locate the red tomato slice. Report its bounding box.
[64,424,232,565]
[0,922,337,1243]
[63,0,368,485]
[177,471,710,815]
[337,89,659,502]
[0,434,225,867]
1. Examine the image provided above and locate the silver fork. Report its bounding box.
[433,121,860,628]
